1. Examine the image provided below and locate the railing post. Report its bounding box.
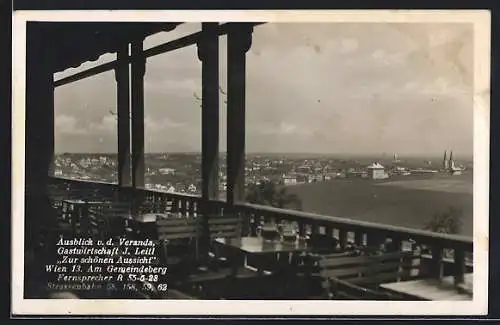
[325,225,334,239]
[431,243,444,280]
[297,222,306,238]
[390,237,403,252]
[198,200,211,259]
[179,198,187,216]
[338,229,348,249]
[311,223,320,237]
[249,213,258,236]
[367,232,383,250]
[237,208,250,237]
[453,248,466,285]
[354,231,364,247]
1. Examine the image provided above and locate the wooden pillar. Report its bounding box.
[198,23,220,256]
[25,23,55,252]
[226,23,253,206]
[115,44,132,188]
[200,23,220,202]
[131,40,145,189]
[25,23,54,195]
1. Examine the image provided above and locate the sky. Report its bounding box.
[54,22,474,157]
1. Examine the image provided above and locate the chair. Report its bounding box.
[85,202,131,239]
[204,214,243,268]
[206,214,243,239]
[156,217,199,268]
[312,249,414,299]
[326,277,403,300]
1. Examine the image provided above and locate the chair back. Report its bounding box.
[318,250,415,286]
[205,215,242,239]
[156,217,199,262]
[328,277,399,300]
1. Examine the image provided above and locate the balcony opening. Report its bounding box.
[144,40,202,196]
[54,69,118,184]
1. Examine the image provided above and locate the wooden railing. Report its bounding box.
[233,203,473,285]
[48,176,473,286]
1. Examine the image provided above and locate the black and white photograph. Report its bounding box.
[11,10,490,316]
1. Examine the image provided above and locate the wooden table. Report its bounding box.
[213,237,313,298]
[214,237,310,274]
[214,237,309,254]
[380,273,473,301]
[119,212,173,223]
[111,212,176,239]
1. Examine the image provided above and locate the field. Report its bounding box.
[285,172,473,237]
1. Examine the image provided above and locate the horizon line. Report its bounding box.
[53,151,474,157]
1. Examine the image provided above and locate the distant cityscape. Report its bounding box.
[49,151,474,235]
[52,151,471,196]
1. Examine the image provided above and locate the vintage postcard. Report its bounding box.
[11,10,490,316]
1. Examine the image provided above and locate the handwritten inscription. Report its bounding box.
[43,237,168,297]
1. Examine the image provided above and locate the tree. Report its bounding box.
[424,206,463,234]
[246,181,303,210]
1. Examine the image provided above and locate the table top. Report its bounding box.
[62,199,86,204]
[62,199,108,205]
[380,273,473,301]
[214,236,310,254]
[115,212,173,223]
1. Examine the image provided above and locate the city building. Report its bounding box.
[159,167,176,175]
[308,174,324,183]
[367,162,389,180]
[393,166,411,176]
[283,174,298,185]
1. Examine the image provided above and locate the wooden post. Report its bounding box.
[226,23,253,206]
[453,248,466,285]
[26,24,54,192]
[199,23,220,202]
[115,44,132,188]
[354,231,364,247]
[338,229,348,249]
[325,226,334,238]
[431,243,444,280]
[25,23,55,253]
[198,23,220,258]
[131,39,145,189]
[367,232,383,250]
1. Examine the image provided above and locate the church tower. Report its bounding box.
[449,150,455,170]
[443,150,449,170]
